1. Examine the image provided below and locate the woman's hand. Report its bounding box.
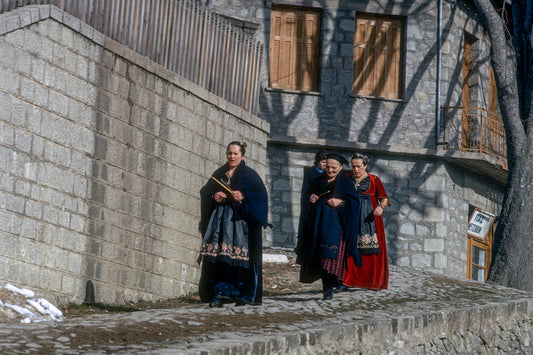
[231,190,244,203]
[373,206,383,217]
[327,197,344,208]
[309,194,319,204]
[213,191,227,203]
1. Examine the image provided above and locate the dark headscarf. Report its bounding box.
[326,153,349,166]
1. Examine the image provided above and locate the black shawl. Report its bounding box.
[199,160,270,236]
[299,172,362,267]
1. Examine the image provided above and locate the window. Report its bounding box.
[461,33,483,151]
[353,13,404,99]
[269,5,321,92]
[466,207,496,282]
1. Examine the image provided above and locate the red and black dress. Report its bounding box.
[297,172,361,295]
[343,174,390,290]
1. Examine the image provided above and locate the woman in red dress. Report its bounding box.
[343,153,390,290]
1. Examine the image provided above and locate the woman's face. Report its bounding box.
[351,158,367,179]
[316,159,327,170]
[325,159,342,180]
[226,144,244,168]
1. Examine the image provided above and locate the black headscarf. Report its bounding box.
[326,153,349,166]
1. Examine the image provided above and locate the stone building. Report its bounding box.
[205,0,508,280]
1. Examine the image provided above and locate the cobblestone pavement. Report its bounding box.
[1,262,532,354]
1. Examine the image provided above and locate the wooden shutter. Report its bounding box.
[488,66,499,115]
[353,14,402,99]
[269,6,320,91]
[461,35,474,150]
[462,38,472,108]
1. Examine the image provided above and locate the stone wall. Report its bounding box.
[209,299,533,354]
[297,301,533,354]
[0,5,269,305]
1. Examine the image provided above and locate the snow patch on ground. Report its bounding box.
[0,284,63,323]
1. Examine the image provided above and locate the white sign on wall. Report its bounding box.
[468,208,496,240]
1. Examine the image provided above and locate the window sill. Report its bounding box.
[350,94,407,103]
[265,87,323,96]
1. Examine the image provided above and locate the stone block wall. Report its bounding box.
[0,5,269,305]
[265,141,503,278]
[248,299,533,354]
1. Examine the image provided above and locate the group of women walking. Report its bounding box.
[297,151,390,299]
[198,142,390,306]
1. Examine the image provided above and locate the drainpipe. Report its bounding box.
[436,0,447,147]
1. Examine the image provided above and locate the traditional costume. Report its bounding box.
[297,155,361,299]
[295,164,325,255]
[343,173,390,289]
[198,160,270,305]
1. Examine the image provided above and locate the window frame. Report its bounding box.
[466,207,496,282]
[268,4,322,93]
[352,12,406,100]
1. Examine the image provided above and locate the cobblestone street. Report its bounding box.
[1,257,532,354]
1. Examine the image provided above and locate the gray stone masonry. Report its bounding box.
[0,5,269,305]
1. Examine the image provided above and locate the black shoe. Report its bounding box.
[323,287,334,300]
[209,297,223,308]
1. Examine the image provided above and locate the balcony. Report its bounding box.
[442,106,507,164]
[441,106,508,183]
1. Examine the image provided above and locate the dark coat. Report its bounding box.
[299,171,362,267]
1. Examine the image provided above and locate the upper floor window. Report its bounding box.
[269,5,321,92]
[353,13,404,99]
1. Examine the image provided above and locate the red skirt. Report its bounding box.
[343,229,388,289]
[299,238,346,284]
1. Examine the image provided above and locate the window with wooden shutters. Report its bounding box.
[353,13,404,99]
[269,5,321,92]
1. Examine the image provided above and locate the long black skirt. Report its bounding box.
[199,205,262,304]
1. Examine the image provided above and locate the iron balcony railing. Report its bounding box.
[442,106,507,163]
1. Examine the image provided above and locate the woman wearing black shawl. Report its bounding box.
[297,153,361,300]
[198,141,270,307]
